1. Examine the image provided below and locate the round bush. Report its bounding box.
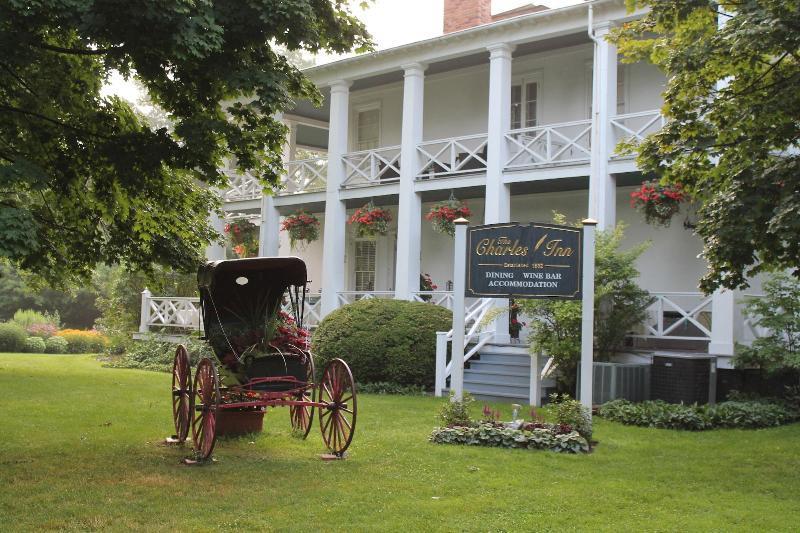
[0,322,28,352]
[24,336,47,353]
[311,299,452,388]
[45,336,69,354]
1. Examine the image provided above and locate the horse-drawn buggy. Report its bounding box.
[169,257,356,461]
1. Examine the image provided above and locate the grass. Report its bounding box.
[1,353,799,531]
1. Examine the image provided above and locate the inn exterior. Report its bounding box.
[141,0,766,404]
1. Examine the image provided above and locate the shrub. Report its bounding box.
[45,336,69,354]
[550,393,593,442]
[734,273,800,374]
[519,218,652,393]
[56,329,109,353]
[598,399,797,430]
[438,392,475,427]
[358,382,427,395]
[0,322,28,352]
[11,309,58,329]
[105,336,211,373]
[26,323,58,338]
[24,336,47,353]
[311,299,452,388]
[429,423,588,454]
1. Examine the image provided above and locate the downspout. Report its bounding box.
[587,3,601,220]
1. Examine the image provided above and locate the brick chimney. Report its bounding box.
[443,0,492,34]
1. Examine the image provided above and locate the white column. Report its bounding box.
[139,288,151,334]
[258,194,280,256]
[579,219,597,411]
[709,289,735,357]
[205,209,226,261]
[320,80,351,317]
[589,22,617,230]
[450,218,470,401]
[395,63,426,300]
[485,43,514,343]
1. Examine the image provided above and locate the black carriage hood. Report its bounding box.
[197,257,308,290]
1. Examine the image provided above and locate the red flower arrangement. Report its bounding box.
[348,201,392,237]
[268,310,310,353]
[280,210,320,249]
[630,181,688,227]
[426,196,471,236]
[224,219,259,258]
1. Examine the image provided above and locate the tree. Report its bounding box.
[0,1,371,285]
[611,1,800,292]
[519,217,652,393]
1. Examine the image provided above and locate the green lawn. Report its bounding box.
[1,354,798,532]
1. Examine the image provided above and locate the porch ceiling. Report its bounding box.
[509,175,589,195]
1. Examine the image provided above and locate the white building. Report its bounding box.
[142,0,765,403]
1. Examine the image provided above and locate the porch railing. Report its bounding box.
[221,170,262,202]
[434,298,496,396]
[738,293,768,345]
[139,291,202,332]
[280,157,328,195]
[336,291,395,306]
[504,119,592,169]
[342,146,402,187]
[633,292,713,341]
[417,133,489,178]
[610,110,665,156]
[411,291,454,309]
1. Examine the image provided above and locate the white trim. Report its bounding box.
[350,101,382,152]
[511,69,543,130]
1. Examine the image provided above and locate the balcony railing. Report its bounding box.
[342,146,401,188]
[411,291,454,309]
[505,119,592,169]
[280,157,328,195]
[633,292,713,341]
[221,170,262,202]
[417,133,488,179]
[336,291,395,306]
[610,110,665,157]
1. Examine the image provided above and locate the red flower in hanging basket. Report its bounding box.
[226,219,259,258]
[348,201,392,237]
[630,181,688,227]
[426,197,472,236]
[280,210,320,249]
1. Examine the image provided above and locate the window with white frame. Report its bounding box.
[354,106,380,151]
[510,77,540,129]
[354,240,376,291]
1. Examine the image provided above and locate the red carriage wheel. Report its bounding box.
[318,358,357,456]
[289,353,315,439]
[191,358,220,461]
[171,345,192,443]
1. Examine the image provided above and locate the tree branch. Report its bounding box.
[30,42,125,56]
[0,105,113,140]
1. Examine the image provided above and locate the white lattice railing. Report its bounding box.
[610,110,665,156]
[634,292,714,341]
[221,170,262,202]
[435,298,496,396]
[280,157,328,195]
[505,119,592,169]
[140,292,202,332]
[412,291,454,310]
[342,146,401,187]
[738,294,768,345]
[417,133,488,178]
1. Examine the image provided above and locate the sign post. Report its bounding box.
[579,219,597,410]
[450,217,470,401]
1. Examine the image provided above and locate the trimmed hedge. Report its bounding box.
[0,322,27,352]
[311,299,452,388]
[598,399,798,430]
[24,336,46,353]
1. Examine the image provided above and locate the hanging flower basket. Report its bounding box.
[426,197,472,237]
[348,201,392,238]
[630,181,687,227]
[280,210,320,249]
[418,273,438,301]
[224,219,260,258]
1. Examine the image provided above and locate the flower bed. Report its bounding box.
[430,423,588,454]
[598,399,799,430]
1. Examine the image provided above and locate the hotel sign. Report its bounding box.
[466,222,582,300]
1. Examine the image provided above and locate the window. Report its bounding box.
[510,78,539,129]
[354,240,376,291]
[355,107,380,151]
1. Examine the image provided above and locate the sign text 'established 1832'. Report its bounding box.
[466,222,582,300]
